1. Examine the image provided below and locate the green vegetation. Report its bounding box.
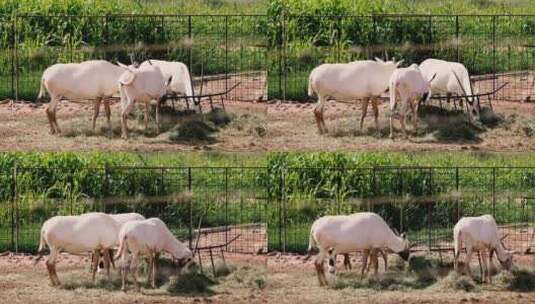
[0,1,534,100]
[0,151,534,253]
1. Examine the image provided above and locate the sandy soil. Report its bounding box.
[0,252,533,304]
[2,96,535,152]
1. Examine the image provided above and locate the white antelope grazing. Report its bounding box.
[139,60,195,104]
[93,212,146,272]
[307,212,410,286]
[388,64,435,139]
[117,63,172,139]
[453,215,514,283]
[38,60,128,134]
[36,212,120,286]
[115,217,194,292]
[308,58,403,134]
[419,58,480,120]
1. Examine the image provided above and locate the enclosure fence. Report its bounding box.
[0,166,533,254]
[0,14,534,103]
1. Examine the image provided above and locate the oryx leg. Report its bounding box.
[360,249,370,279]
[120,249,130,292]
[360,97,370,131]
[314,96,328,134]
[152,252,160,288]
[121,98,135,139]
[92,97,102,132]
[131,253,140,292]
[371,97,379,134]
[314,252,327,286]
[465,246,474,279]
[343,254,352,271]
[46,248,61,286]
[144,102,150,131]
[103,99,112,132]
[102,248,112,282]
[155,101,160,134]
[46,95,61,134]
[91,249,101,284]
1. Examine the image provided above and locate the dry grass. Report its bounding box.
[1,253,535,304]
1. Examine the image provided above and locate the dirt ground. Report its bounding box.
[3,96,535,152]
[0,252,533,304]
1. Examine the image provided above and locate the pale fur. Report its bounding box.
[308,212,409,286]
[37,212,120,286]
[453,214,514,283]
[308,59,403,134]
[38,60,127,134]
[388,64,432,138]
[308,59,400,133]
[419,58,480,120]
[118,63,169,139]
[115,217,193,291]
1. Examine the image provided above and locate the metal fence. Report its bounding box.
[0,14,534,103]
[0,166,533,254]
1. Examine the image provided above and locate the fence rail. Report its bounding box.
[0,165,533,254]
[0,13,534,103]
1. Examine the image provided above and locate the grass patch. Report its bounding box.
[169,120,217,141]
[225,265,267,290]
[164,272,216,295]
[439,272,479,292]
[419,105,483,142]
[495,267,535,292]
[228,113,267,137]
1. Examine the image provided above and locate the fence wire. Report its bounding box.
[0,166,533,254]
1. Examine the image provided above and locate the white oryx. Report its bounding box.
[117,63,171,139]
[453,215,514,283]
[308,58,403,134]
[138,60,194,99]
[115,217,194,292]
[388,64,435,139]
[93,212,146,272]
[419,58,480,120]
[36,213,120,286]
[37,60,128,134]
[307,212,410,286]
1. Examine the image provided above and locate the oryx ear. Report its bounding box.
[375,57,384,63]
[400,232,407,239]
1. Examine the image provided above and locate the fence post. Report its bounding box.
[188,167,192,249]
[224,167,229,250]
[13,14,18,101]
[225,16,229,94]
[188,15,192,79]
[455,15,460,62]
[10,15,15,98]
[278,168,286,253]
[492,167,496,217]
[399,169,404,233]
[456,167,460,221]
[103,165,109,213]
[10,165,16,251]
[282,12,287,102]
[492,16,497,99]
[13,165,18,253]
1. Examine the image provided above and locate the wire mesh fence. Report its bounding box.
[0,165,533,255]
[0,14,534,104]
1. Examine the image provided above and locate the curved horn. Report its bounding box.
[500,234,509,241]
[428,73,438,84]
[148,59,153,66]
[393,227,400,236]
[375,57,385,64]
